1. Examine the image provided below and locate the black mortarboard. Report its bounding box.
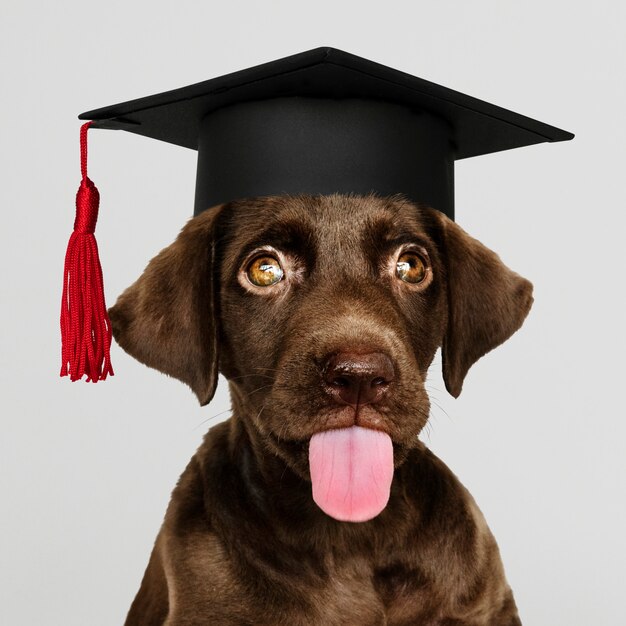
[62,47,573,384]
[79,46,573,221]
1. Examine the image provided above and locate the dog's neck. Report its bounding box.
[207,381,421,557]
[225,381,309,498]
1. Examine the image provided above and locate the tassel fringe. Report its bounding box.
[60,123,113,382]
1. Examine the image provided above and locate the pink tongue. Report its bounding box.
[308,426,394,522]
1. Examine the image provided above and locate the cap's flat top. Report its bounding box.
[79,47,573,160]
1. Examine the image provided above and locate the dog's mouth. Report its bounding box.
[259,367,428,523]
[308,425,394,523]
[266,421,397,524]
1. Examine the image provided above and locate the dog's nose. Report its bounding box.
[322,352,395,407]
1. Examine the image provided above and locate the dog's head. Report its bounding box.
[110,194,532,504]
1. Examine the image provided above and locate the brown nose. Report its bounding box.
[322,352,395,407]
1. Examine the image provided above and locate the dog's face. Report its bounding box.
[109,194,532,484]
[216,194,448,477]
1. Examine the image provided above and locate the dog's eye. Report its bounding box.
[246,255,284,287]
[396,252,427,284]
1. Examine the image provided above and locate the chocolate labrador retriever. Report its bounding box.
[110,193,532,625]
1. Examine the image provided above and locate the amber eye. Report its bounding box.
[246,254,284,287]
[396,252,427,284]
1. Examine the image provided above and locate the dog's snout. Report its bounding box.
[322,352,395,407]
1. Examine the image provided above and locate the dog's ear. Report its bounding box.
[108,204,225,406]
[433,211,534,398]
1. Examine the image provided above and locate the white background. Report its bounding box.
[1,1,625,624]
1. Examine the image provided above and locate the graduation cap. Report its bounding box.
[60,46,574,384]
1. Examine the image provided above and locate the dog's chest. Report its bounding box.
[285,555,438,626]
[307,561,388,626]
[196,550,436,625]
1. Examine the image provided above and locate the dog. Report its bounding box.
[110,193,532,625]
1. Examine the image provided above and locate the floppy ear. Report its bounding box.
[435,212,534,398]
[108,204,225,406]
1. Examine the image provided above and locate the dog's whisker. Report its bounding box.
[243,383,275,398]
[228,373,275,382]
[421,421,434,443]
[192,408,233,431]
[428,399,452,422]
[276,417,290,445]
[254,403,266,423]
[424,385,448,396]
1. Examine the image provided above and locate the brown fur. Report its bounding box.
[109,194,532,625]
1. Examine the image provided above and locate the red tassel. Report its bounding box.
[60,122,114,382]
